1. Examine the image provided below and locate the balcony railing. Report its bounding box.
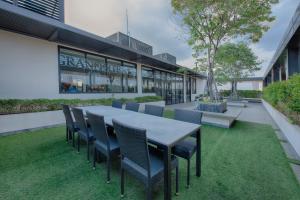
[1,0,64,22]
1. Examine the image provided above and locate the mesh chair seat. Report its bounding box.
[173,139,196,160]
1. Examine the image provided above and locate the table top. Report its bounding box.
[79,105,201,147]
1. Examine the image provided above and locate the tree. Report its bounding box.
[171,0,278,101]
[215,43,260,100]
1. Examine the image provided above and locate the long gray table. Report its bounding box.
[80,106,201,200]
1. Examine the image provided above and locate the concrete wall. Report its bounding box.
[0,30,152,99]
[218,80,263,91]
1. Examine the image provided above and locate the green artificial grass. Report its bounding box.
[0,114,300,199]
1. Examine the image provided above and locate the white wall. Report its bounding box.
[0,30,153,99]
[191,78,206,101]
[217,80,263,91]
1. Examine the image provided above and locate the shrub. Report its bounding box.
[263,74,300,124]
[219,90,262,98]
[0,96,162,115]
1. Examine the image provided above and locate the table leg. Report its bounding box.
[196,128,201,177]
[163,145,171,200]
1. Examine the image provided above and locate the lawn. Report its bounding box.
[0,111,299,200]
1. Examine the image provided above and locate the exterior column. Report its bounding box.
[279,66,282,81]
[137,63,143,95]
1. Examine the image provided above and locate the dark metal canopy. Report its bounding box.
[0,1,205,78]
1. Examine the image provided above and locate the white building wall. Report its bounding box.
[217,80,263,91]
[0,30,153,99]
[191,78,206,101]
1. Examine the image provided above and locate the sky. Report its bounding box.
[65,0,300,77]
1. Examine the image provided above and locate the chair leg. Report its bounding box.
[87,141,90,161]
[93,147,96,169]
[176,165,179,195]
[107,155,111,183]
[146,184,152,200]
[77,135,80,153]
[121,168,125,198]
[66,127,69,142]
[187,159,190,188]
[72,132,75,147]
[68,129,72,140]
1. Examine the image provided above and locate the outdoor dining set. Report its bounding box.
[62,101,202,200]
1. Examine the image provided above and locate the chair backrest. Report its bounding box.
[144,104,164,117]
[125,102,140,112]
[112,100,123,109]
[62,104,74,129]
[112,119,150,173]
[86,112,109,148]
[174,109,202,125]
[72,108,89,136]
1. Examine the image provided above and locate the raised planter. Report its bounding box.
[197,101,227,113]
[262,99,300,157]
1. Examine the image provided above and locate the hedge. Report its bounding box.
[263,74,300,125]
[0,96,162,115]
[219,90,262,98]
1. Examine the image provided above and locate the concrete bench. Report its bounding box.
[200,107,242,128]
[227,100,248,107]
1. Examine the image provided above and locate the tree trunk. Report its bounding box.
[231,80,238,100]
[206,64,219,101]
[207,67,214,100]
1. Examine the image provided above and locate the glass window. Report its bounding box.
[59,48,86,69]
[107,59,122,93]
[142,67,154,93]
[59,48,90,93]
[60,70,90,93]
[123,62,137,93]
[154,70,162,96]
[192,78,197,94]
[59,47,137,94]
[87,54,108,93]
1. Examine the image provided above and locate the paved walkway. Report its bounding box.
[0,111,65,136]
[166,102,276,126]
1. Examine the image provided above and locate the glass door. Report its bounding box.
[186,77,191,102]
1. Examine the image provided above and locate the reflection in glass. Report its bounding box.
[142,67,155,93]
[59,48,137,94]
[60,70,90,93]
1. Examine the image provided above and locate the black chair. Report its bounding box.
[112,100,123,109]
[62,104,79,147]
[125,102,140,112]
[87,112,120,183]
[144,104,164,117]
[113,119,179,199]
[172,109,202,188]
[72,108,95,161]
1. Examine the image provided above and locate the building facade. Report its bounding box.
[217,78,263,91]
[0,0,206,104]
[263,3,300,86]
